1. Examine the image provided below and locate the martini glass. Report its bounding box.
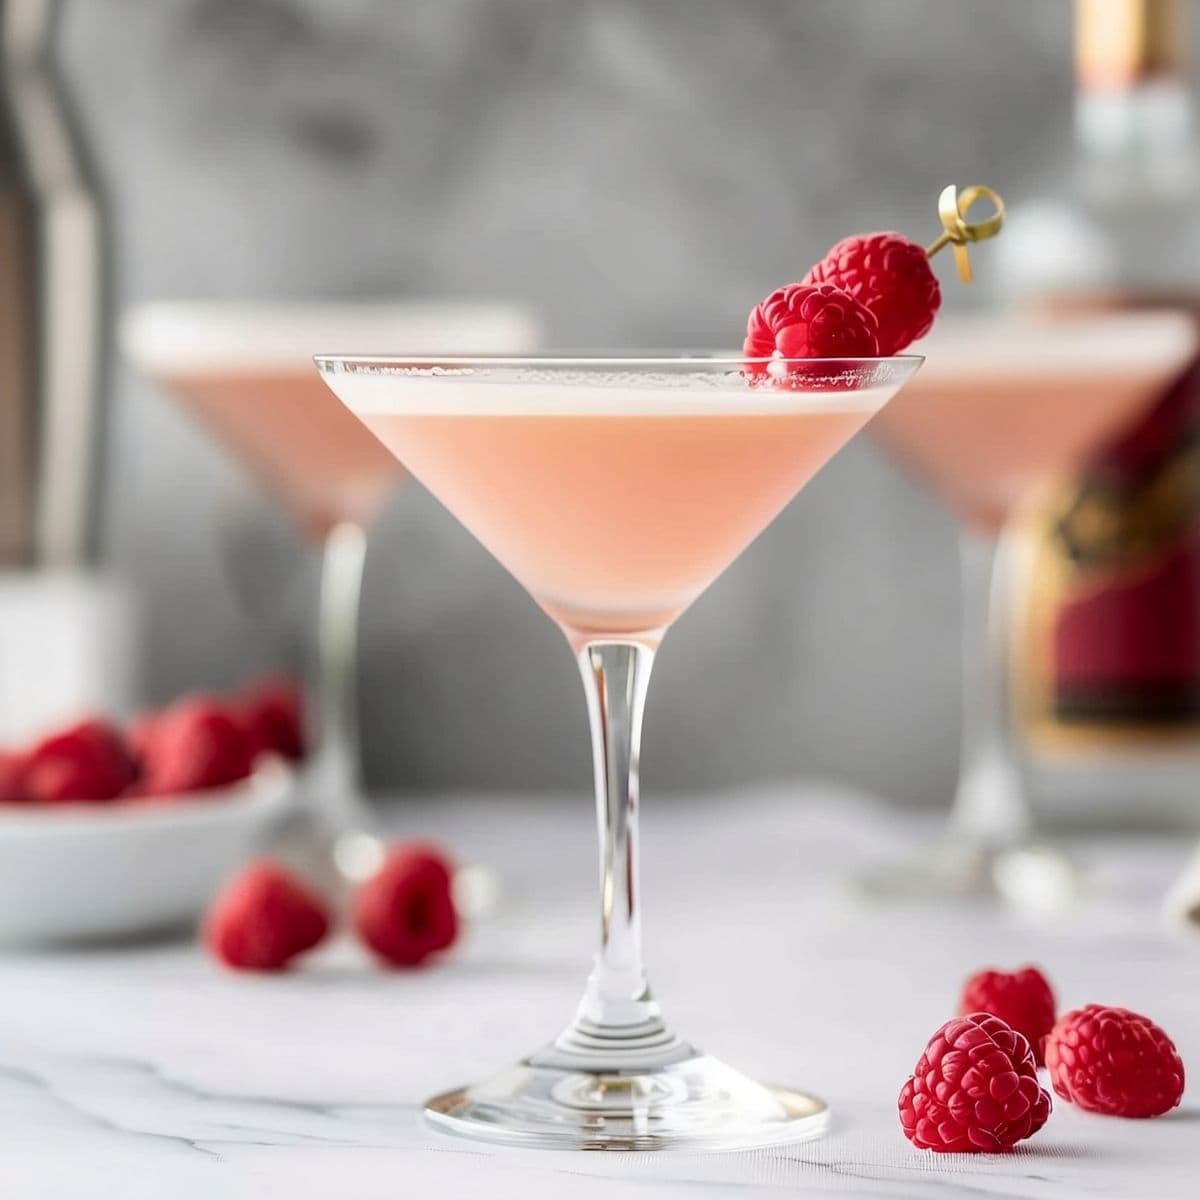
[123,302,539,883]
[859,313,1196,907]
[315,352,921,1151]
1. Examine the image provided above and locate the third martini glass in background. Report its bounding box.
[315,352,921,1150]
[123,301,539,880]
[861,311,1197,905]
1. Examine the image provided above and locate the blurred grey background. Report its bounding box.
[61,0,1107,804]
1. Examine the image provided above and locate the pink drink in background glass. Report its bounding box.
[159,367,401,541]
[122,302,541,540]
[872,314,1197,532]
[358,387,885,646]
[854,312,1198,908]
[121,303,541,884]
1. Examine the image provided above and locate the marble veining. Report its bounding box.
[0,790,1196,1198]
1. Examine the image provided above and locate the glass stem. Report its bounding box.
[535,641,691,1072]
[949,528,1032,848]
[310,520,372,832]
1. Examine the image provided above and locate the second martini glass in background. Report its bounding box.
[122,302,540,882]
[315,353,921,1150]
[860,312,1197,906]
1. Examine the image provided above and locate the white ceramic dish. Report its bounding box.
[0,760,295,946]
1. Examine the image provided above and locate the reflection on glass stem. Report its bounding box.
[311,521,376,868]
[951,529,1032,846]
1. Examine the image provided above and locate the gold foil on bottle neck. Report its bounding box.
[1076,0,1188,88]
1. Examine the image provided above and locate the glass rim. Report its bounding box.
[314,352,925,370]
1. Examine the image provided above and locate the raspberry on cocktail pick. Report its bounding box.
[804,183,1006,355]
[742,282,880,375]
[805,233,940,358]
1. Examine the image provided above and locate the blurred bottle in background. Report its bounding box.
[996,0,1200,825]
[0,0,105,565]
[0,0,130,740]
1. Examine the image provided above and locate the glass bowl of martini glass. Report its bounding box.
[858,312,1196,909]
[122,302,539,885]
[315,352,921,1151]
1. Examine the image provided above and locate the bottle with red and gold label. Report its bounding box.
[995,0,1200,821]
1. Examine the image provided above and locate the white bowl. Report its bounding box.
[0,760,295,946]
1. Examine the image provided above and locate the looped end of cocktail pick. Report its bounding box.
[925,184,1005,284]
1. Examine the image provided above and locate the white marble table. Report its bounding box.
[1,788,1197,1199]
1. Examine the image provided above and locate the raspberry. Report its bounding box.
[205,860,330,971]
[743,282,879,373]
[0,751,28,804]
[959,965,1056,1067]
[805,232,941,356]
[240,676,306,762]
[353,843,459,968]
[138,696,255,795]
[1046,1005,1184,1118]
[23,719,137,803]
[128,712,159,774]
[899,1013,1051,1153]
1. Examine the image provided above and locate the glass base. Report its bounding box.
[852,835,1081,914]
[425,1050,829,1151]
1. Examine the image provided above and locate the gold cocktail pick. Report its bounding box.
[924,184,1005,284]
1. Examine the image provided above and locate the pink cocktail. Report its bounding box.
[875,314,1194,532]
[863,313,1196,902]
[123,303,540,877]
[362,397,873,646]
[316,353,921,1151]
[153,366,402,542]
[123,302,539,539]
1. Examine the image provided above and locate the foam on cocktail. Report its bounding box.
[323,369,899,417]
